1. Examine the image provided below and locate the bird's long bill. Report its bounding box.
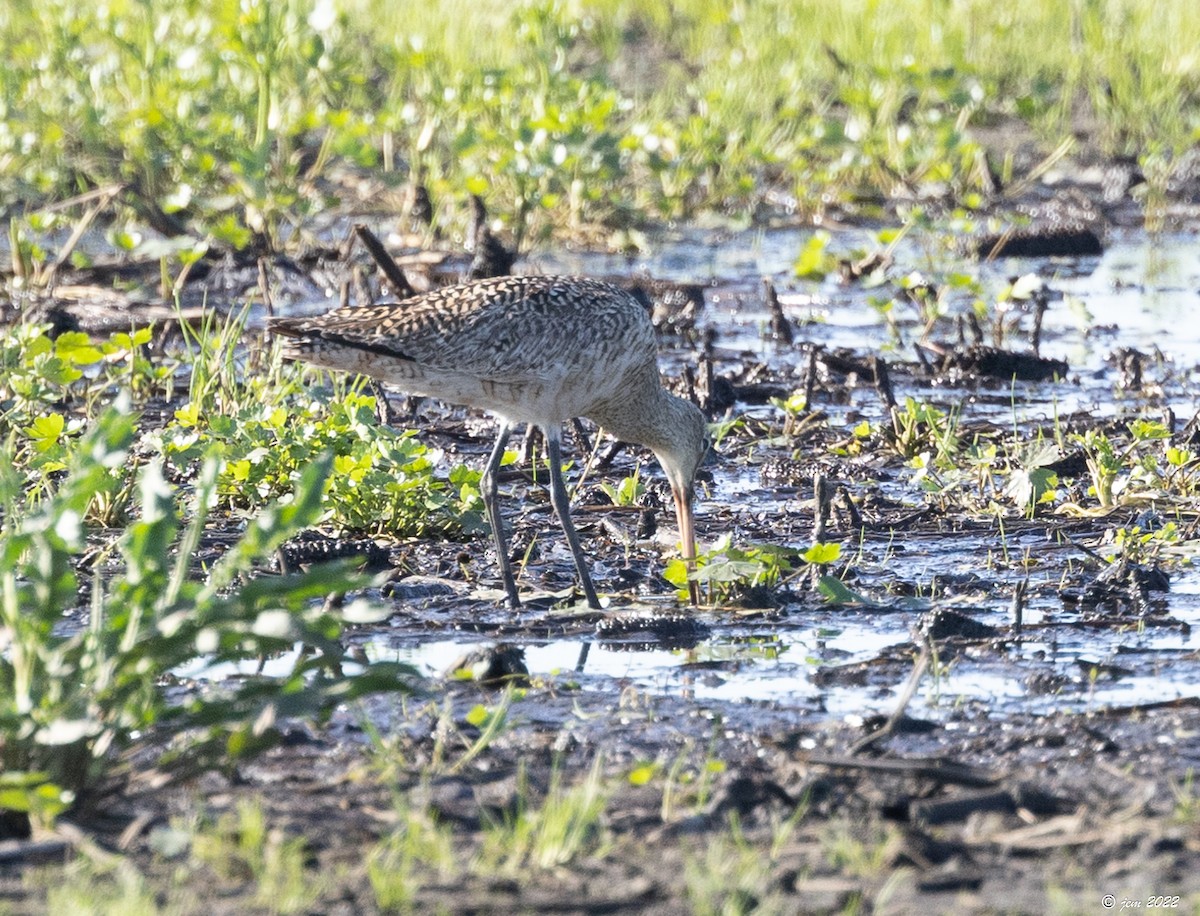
[671,484,700,607]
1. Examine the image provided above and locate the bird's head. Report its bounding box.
[650,398,711,607]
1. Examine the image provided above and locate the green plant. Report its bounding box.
[0,399,417,816]
[438,690,519,775]
[599,468,644,507]
[0,324,176,464]
[664,534,840,605]
[192,799,325,913]
[157,313,484,536]
[367,803,458,913]
[1071,420,1183,511]
[6,0,1197,242]
[891,396,960,464]
[41,855,168,916]
[1003,438,1061,516]
[683,809,803,916]
[657,747,727,822]
[479,757,610,873]
[821,818,903,878]
[794,231,835,280]
[1110,523,1181,567]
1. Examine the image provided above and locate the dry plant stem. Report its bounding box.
[354,223,417,298]
[967,310,985,344]
[836,486,862,530]
[1031,294,1048,355]
[812,470,831,544]
[999,136,1076,202]
[872,355,899,437]
[848,639,933,756]
[804,345,819,407]
[1011,577,1029,631]
[704,355,716,412]
[569,418,593,457]
[568,423,605,502]
[258,258,275,319]
[764,277,793,345]
[39,186,121,289]
[9,220,24,281]
[352,264,373,308]
[811,470,832,588]
[913,343,933,375]
[807,751,996,787]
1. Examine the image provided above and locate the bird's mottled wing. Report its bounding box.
[268,275,653,383]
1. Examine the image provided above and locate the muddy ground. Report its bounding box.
[4,155,1200,913]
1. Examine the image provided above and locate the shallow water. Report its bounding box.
[136,225,1200,725]
[376,227,1200,724]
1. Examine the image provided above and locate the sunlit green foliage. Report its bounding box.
[3,0,1198,243]
[0,325,168,431]
[0,403,416,816]
[161,387,483,536]
[665,534,840,604]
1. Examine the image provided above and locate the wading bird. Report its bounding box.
[268,275,708,610]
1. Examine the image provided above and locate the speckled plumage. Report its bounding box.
[271,276,657,431]
[268,275,708,611]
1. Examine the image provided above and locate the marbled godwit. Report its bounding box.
[268,275,708,610]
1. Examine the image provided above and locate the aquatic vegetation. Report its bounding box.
[665,533,840,605]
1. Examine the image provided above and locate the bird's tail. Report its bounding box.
[265,317,314,362]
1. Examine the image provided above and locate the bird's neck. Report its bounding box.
[587,372,689,456]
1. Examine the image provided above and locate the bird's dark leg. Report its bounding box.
[544,426,602,610]
[482,421,521,609]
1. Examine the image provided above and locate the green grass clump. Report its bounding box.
[3,0,1198,245]
[479,758,611,872]
[192,800,327,914]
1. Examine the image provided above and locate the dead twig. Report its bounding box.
[847,638,932,756]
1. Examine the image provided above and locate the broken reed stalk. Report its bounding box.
[353,223,417,298]
[763,277,794,345]
[835,486,862,530]
[352,264,373,307]
[812,469,831,545]
[1030,292,1048,355]
[872,355,900,438]
[812,469,833,589]
[1010,577,1028,632]
[257,258,275,319]
[967,310,985,344]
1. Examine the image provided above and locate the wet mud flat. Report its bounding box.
[5,204,1200,912]
[7,684,1196,914]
